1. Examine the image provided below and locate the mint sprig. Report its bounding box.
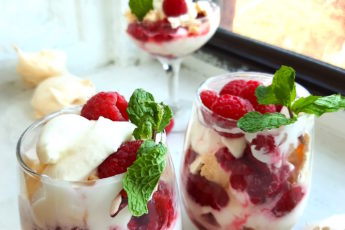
[123,141,167,216]
[238,66,345,133]
[123,89,172,216]
[292,94,345,116]
[238,112,296,133]
[129,0,153,21]
[127,89,173,140]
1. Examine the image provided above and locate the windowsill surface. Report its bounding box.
[0,54,344,229]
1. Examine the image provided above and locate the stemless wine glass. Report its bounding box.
[126,0,221,131]
[180,72,314,230]
[17,107,181,230]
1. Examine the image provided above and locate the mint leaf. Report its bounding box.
[127,89,172,140]
[255,65,296,108]
[291,95,321,114]
[272,66,296,106]
[129,0,153,21]
[255,85,281,105]
[237,112,296,133]
[127,89,155,125]
[136,139,156,157]
[133,119,154,140]
[292,94,345,117]
[157,103,173,133]
[123,141,167,216]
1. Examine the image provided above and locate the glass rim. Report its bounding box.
[16,106,125,184]
[196,71,312,123]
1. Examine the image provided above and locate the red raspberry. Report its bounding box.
[254,104,277,114]
[216,145,288,204]
[186,173,229,210]
[251,134,276,153]
[230,174,247,191]
[115,92,129,120]
[215,147,235,172]
[211,94,254,120]
[200,90,218,109]
[239,80,277,114]
[128,182,175,230]
[165,119,174,134]
[97,140,143,178]
[272,186,304,217]
[81,92,129,121]
[239,80,261,103]
[220,79,247,96]
[163,0,188,17]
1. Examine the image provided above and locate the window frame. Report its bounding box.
[205,28,345,96]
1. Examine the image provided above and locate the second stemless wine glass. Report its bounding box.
[126,0,221,131]
[17,107,181,230]
[180,72,314,230]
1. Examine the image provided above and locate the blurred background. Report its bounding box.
[221,0,345,69]
[1,0,344,71]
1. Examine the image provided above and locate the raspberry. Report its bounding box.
[165,119,174,134]
[220,79,247,96]
[216,145,288,204]
[128,182,175,230]
[239,80,261,103]
[211,94,254,120]
[186,173,229,210]
[254,104,277,114]
[97,140,143,178]
[115,92,129,120]
[251,134,276,153]
[81,92,128,121]
[230,174,247,191]
[275,105,283,112]
[163,0,188,17]
[272,186,304,217]
[200,90,218,109]
[215,147,235,172]
[239,80,277,114]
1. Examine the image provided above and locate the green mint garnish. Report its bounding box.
[123,141,167,216]
[127,88,173,140]
[238,66,345,133]
[292,94,345,116]
[129,0,153,21]
[238,112,296,133]
[123,88,172,216]
[255,65,296,109]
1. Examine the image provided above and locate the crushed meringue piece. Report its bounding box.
[15,46,67,87]
[31,74,95,118]
[190,154,229,188]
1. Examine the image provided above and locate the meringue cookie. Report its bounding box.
[15,47,67,87]
[31,74,95,118]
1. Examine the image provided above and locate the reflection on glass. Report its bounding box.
[221,0,345,69]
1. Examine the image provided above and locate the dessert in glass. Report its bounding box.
[17,89,181,230]
[180,70,315,229]
[126,0,221,130]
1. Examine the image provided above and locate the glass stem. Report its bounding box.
[158,58,182,111]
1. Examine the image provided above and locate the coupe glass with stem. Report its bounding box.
[126,0,221,131]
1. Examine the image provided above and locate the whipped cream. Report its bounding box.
[31,74,95,118]
[15,47,67,87]
[37,114,136,181]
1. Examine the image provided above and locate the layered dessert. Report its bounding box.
[17,89,180,230]
[126,0,220,59]
[181,70,315,229]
